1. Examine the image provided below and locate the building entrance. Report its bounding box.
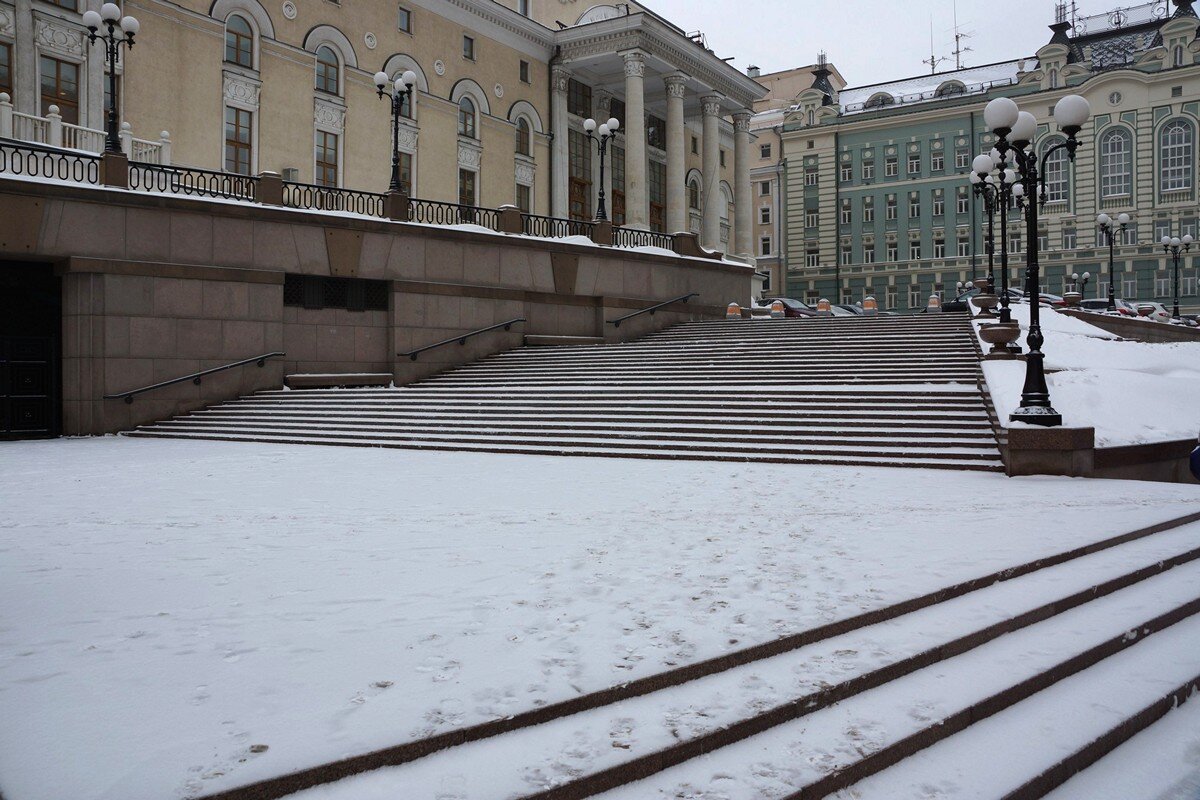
[1,264,61,438]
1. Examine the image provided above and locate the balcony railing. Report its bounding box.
[0,93,170,164]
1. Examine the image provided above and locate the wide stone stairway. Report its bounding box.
[128,314,1004,471]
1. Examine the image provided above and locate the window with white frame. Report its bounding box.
[840,164,852,182]
[840,199,852,225]
[933,236,945,258]
[760,143,771,159]
[909,194,920,218]
[760,180,771,196]
[805,210,819,228]
[908,285,921,307]
[956,187,969,214]
[907,153,920,173]
[1183,273,1197,295]
[1123,224,1138,245]
[1123,276,1137,296]
[315,46,339,95]
[1042,137,1070,203]
[1155,220,1171,240]
[805,168,818,186]
[887,241,898,261]
[1099,127,1132,198]
[760,236,771,256]
[957,238,969,257]
[931,152,944,171]
[841,244,853,264]
[862,161,874,180]
[932,190,944,217]
[885,157,897,177]
[887,285,897,309]
[1010,233,1022,252]
[760,206,771,224]
[863,245,875,264]
[806,249,819,267]
[911,241,922,260]
[955,150,969,169]
[841,287,853,305]
[886,194,897,220]
[1159,119,1194,194]
[1038,233,1049,252]
[1156,276,1170,295]
[1063,229,1077,249]
[862,197,874,222]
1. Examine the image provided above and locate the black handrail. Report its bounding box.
[607,293,698,327]
[398,319,525,361]
[104,352,285,403]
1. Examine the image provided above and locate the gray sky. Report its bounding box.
[642,0,1101,88]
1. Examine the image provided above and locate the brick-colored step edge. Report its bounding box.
[999,673,1200,800]
[514,546,1200,800]
[193,510,1200,800]
[790,596,1200,800]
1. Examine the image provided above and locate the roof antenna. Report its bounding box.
[951,0,973,70]
[922,17,948,74]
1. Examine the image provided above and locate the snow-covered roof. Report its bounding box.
[838,59,1035,116]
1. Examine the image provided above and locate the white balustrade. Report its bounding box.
[0,93,170,165]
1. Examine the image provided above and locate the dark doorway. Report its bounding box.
[0,264,61,438]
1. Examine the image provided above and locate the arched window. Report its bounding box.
[515,117,531,156]
[1173,45,1186,67]
[935,80,965,97]
[458,96,476,138]
[864,93,894,110]
[315,46,339,95]
[225,15,254,68]
[1099,127,1132,198]
[1047,68,1059,89]
[1042,136,1070,203]
[688,178,700,210]
[807,109,815,126]
[1160,118,1194,193]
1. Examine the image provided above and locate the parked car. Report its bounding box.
[829,304,858,317]
[1134,301,1172,323]
[758,297,818,318]
[1079,298,1137,316]
[835,303,865,315]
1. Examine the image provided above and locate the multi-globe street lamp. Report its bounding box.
[1161,232,1193,320]
[1096,212,1130,311]
[981,93,1091,427]
[373,69,418,193]
[970,156,1019,324]
[1071,271,1091,298]
[582,116,620,221]
[81,3,139,154]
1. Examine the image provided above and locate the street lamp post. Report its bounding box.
[373,69,418,193]
[1096,212,1130,311]
[583,117,620,221]
[970,173,998,294]
[1161,233,1193,320]
[983,93,1091,427]
[970,153,1019,324]
[1072,271,1091,296]
[81,3,139,154]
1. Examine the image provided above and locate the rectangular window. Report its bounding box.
[911,241,922,260]
[1155,220,1171,241]
[691,136,698,155]
[647,115,666,150]
[887,285,897,309]
[760,237,772,256]
[567,78,591,118]
[909,285,921,308]
[315,130,338,187]
[398,151,412,194]
[956,190,969,214]
[519,60,530,83]
[516,184,531,213]
[458,168,476,206]
[909,195,920,218]
[1063,229,1077,249]
[1123,225,1137,245]
[1038,233,1049,252]
[862,197,874,222]
[804,168,818,186]
[863,245,875,264]
[887,242,898,261]
[284,275,389,312]
[39,56,79,125]
[760,143,771,159]
[568,128,592,221]
[957,238,969,257]
[932,194,944,217]
[886,195,897,220]
[0,43,12,97]
[760,180,771,196]
[862,161,874,180]
[931,152,944,171]
[759,207,771,224]
[806,249,820,268]
[908,153,920,173]
[841,287,854,305]
[955,150,969,169]
[934,237,945,258]
[885,157,897,177]
[1124,276,1138,296]
[841,244,853,265]
[648,160,666,232]
[805,290,820,305]
[398,6,412,32]
[719,149,726,168]
[1183,274,1197,295]
[840,164,852,182]
[224,105,252,175]
[1156,276,1170,296]
[462,35,475,61]
[805,210,819,228]
[840,199,852,225]
[1010,234,1022,253]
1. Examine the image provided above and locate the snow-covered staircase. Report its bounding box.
[126,314,1003,471]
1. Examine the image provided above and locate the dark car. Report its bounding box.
[835,304,865,315]
[761,297,818,318]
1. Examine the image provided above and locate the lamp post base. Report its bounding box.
[1010,406,1062,427]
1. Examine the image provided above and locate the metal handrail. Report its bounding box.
[606,293,698,327]
[398,318,525,361]
[104,351,285,403]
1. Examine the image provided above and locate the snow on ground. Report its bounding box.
[1,437,1198,800]
[977,304,1200,446]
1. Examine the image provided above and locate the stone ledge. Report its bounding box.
[284,373,392,389]
[1007,426,1096,452]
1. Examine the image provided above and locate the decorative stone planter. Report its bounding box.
[979,322,1021,358]
[1063,291,1083,307]
[972,293,999,319]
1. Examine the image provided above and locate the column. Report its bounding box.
[550,65,571,218]
[622,50,648,230]
[85,0,105,129]
[14,0,37,114]
[701,94,723,251]
[733,110,753,258]
[664,73,687,233]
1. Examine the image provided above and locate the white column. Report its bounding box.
[14,0,36,114]
[622,50,648,230]
[664,72,687,234]
[85,0,105,129]
[550,65,571,218]
[733,110,753,259]
[701,94,723,251]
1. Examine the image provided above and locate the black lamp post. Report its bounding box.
[583,116,620,221]
[1161,232,1193,320]
[983,93,1091,427]
[374,69,418,193]
[969,161,1017,323]
[1097,212,1129,311]
[1072,271,1091,298]
[81,3,139,154]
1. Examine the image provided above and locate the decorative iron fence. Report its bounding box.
[128,162,258,201]
[0,138,99,184]
[410,197,497,229]
[522,213,595,239]
[282,181,387,217]
[613,226,675,250]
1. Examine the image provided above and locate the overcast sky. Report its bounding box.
[642,0,1113,88]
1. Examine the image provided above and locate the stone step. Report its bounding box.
[523,335,607,346]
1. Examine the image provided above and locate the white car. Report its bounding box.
[1132,301,1172,323]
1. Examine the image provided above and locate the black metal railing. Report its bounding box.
[128,161,259,201]
[398,319,524,361]
[283,181,387,217]
[613,226,675,250]
[0,138,99,184]
[607,293,698,327]
[103,352,285,403]
[522,212,595,239]
[410,197,497,228]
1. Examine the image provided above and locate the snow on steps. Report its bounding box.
[194,512,1200,800]
[128,314,1003,471]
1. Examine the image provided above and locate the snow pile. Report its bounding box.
[977,305,1200,446]
[1,438,1198,800]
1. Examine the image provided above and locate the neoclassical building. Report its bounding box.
[776,0,1200,314]
[1,0,763,251]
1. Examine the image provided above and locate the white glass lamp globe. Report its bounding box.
[82,9,102,29]
[1185,234,1195,245]
[972,154,994,175]
[1055,94,1091,129]
[1003,168,1017,184]
[583,118,597,133]
[607,117,619,131]
[1117,212,1131,225]
[985,174,997,185]
[100,3,121,22]
[120,15,138,34]
[1011,111,1037,144]
[1012,182,1025,198]
[969,172,981,184]
[598,123,610,137]
[402,70,417,88]
[393,76,405,91]
[1162,235,1173,246]
[984,97,1020,132]
[989,147,1003,166]
[374,71,389,89]
[1072,272,1080,281]
[1097,213,1111,226]
[1083,271,1091,280]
